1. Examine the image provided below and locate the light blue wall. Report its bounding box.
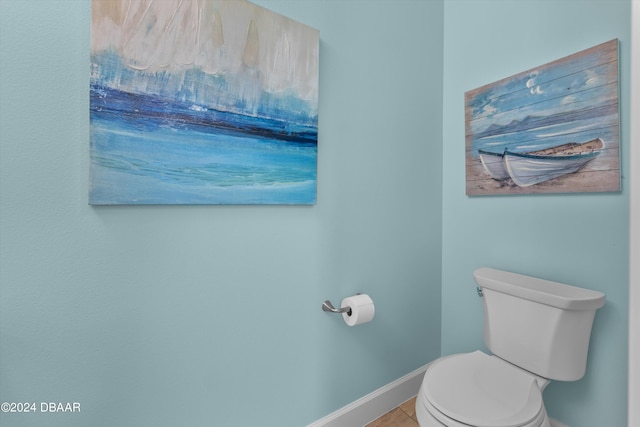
[1,1,631,427]
[0,1,443,426]
[441,1,630,426]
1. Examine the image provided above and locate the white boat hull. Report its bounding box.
[479,150,509,180]
[478,138,604,187]
[504,151,599,187]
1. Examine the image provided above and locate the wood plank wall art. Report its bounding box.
[465,40,620,196]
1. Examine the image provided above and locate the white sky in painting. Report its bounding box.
[91,0,319,102]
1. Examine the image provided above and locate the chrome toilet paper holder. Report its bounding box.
[322,300,352,316]
[322,293,375,327]
[322,293,362,316]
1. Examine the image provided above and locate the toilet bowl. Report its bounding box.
[416,351,550,427]
[415,267,605,427]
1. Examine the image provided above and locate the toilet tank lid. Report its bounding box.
[474,267,605,311]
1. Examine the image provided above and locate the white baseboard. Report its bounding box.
[307,364,429,427]
[549,420,568,427]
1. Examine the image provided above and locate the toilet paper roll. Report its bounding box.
[341,294,375,326]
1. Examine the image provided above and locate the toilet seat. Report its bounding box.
[421,351,546,427]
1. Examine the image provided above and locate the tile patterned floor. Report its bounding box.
[364,397,419,427]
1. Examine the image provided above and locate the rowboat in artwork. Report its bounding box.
[478,149,510,180]
[479,138,604,187]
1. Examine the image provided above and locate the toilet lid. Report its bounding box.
[423,351,543,427]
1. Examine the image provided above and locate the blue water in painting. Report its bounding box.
[90,86,317,205]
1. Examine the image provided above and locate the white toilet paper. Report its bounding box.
[341,294,375,326]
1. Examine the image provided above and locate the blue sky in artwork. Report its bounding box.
[466,40,618,155]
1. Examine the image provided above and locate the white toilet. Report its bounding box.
[416,267,605,427]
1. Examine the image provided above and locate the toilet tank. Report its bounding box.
[474,267,605,381]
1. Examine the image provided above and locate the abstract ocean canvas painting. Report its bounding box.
[465,40,620,196]
[90,0,319,204]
